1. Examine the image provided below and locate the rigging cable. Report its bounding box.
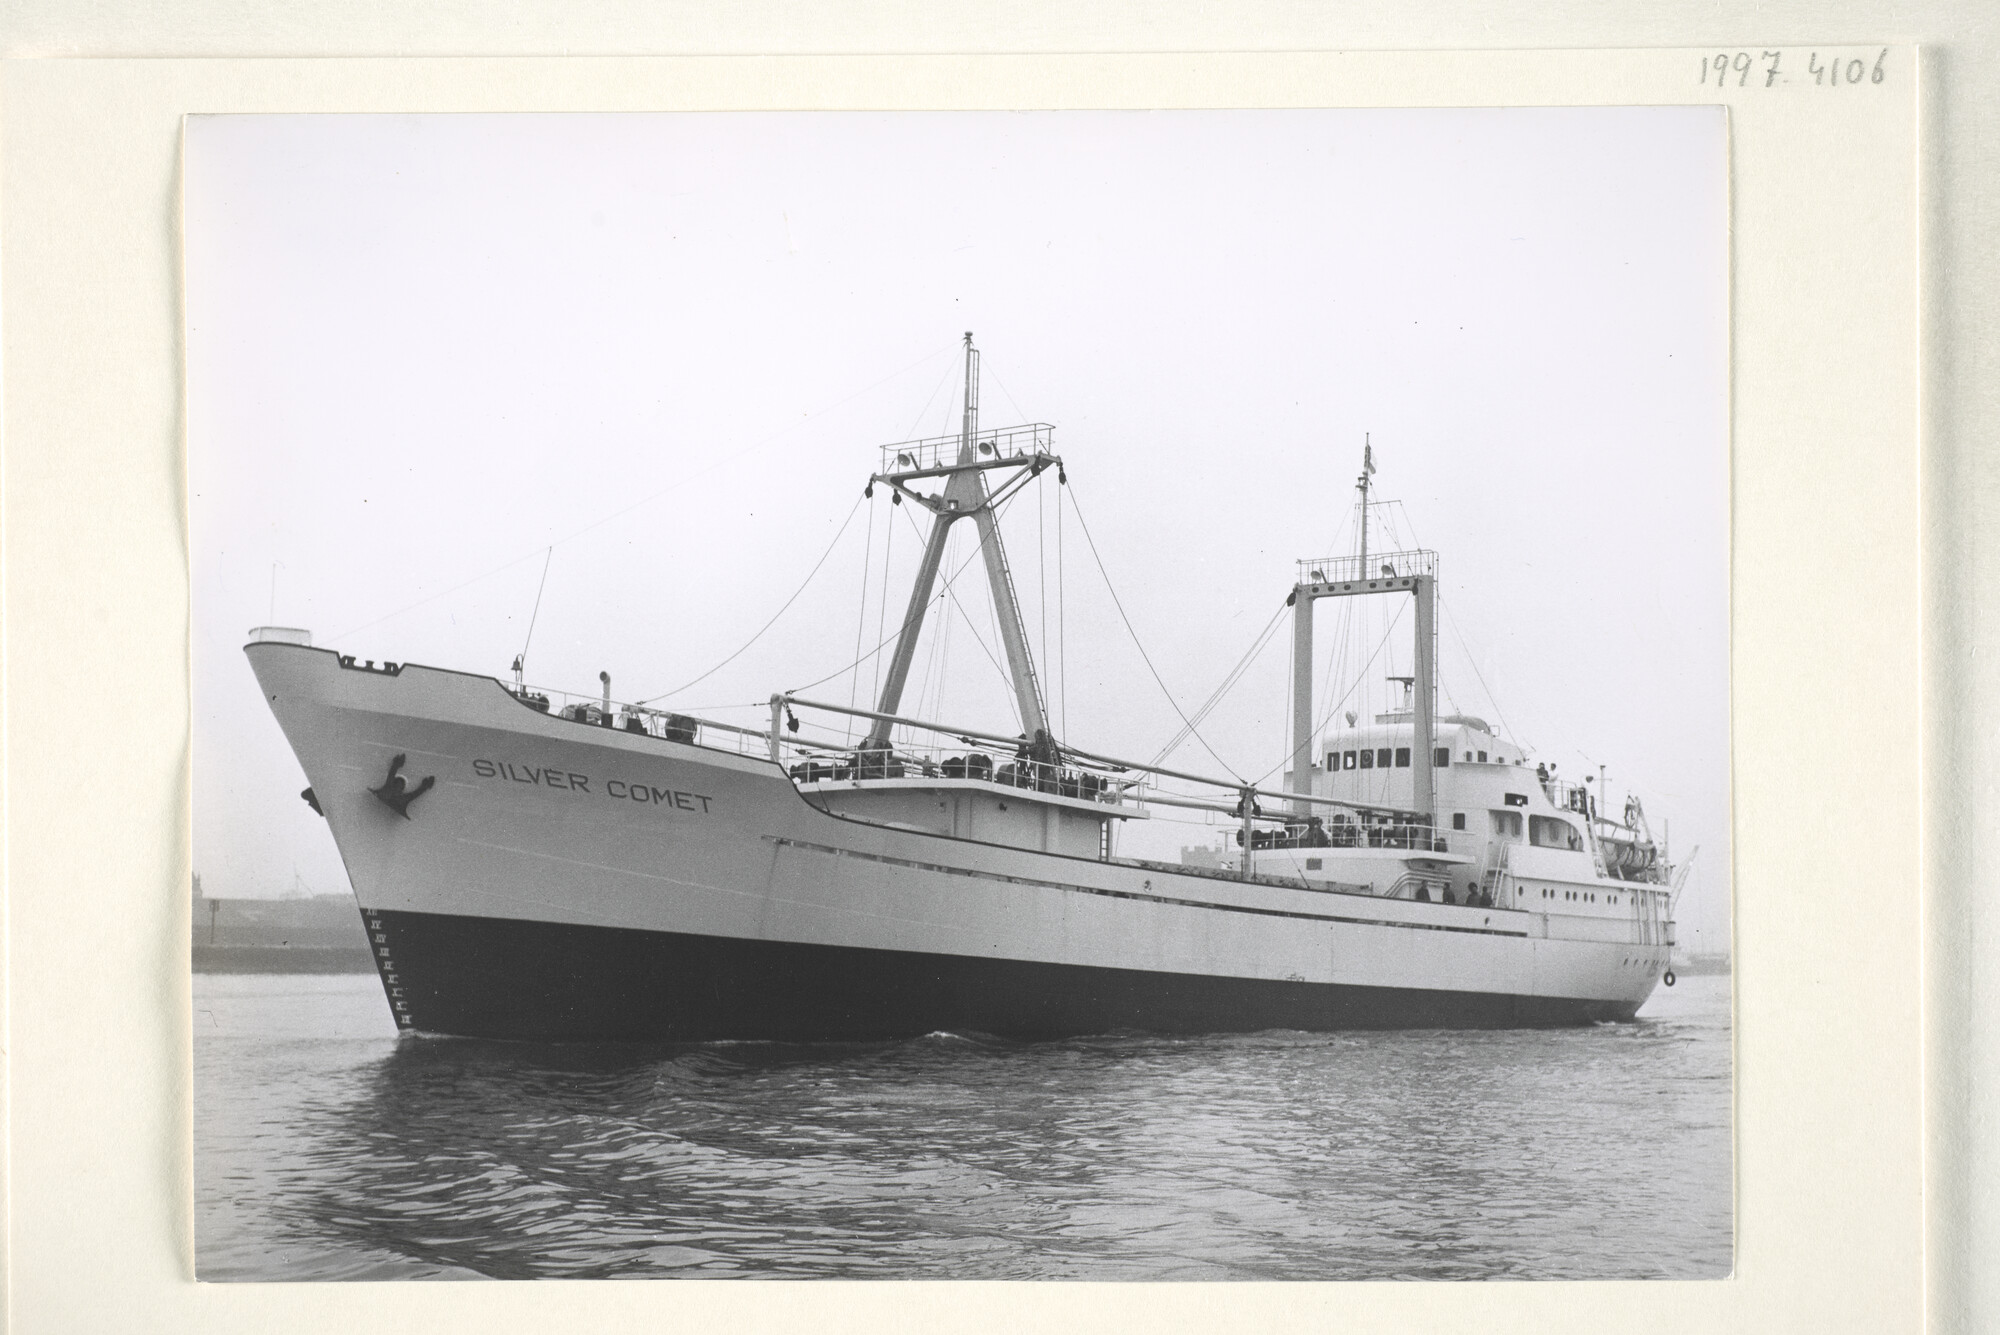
[780,493,1021,698]
[979,354,1035,426]
[639,492,867,705]
[1058,475,1068,741]
[516,546,554,667]
[1038,473,1048,710]
[332,340,958,643]
[1254,599,1410,786]
[913,532,949,736]
[1438,589,1529,751]
[1283,616,1294,787]
[1064,482,1242,782]
[844,492,877,743]
[1378,499,1527,749]
[902,355,961,439]
[1150,599,1290,766]
[870,488,897,710]
[896,498,1023,724]
[1315,593,1356,734]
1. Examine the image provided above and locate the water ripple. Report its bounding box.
[194,973,1731,1280]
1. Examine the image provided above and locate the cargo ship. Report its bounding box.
[247,336,1684,1040]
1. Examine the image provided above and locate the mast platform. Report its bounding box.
[877,423,1056,481]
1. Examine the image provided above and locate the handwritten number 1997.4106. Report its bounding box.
[1699,48,1887,88]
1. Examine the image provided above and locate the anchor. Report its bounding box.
[369,753,435,819]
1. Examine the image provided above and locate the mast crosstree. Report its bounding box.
[862,334,1061,761]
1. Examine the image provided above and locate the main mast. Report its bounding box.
[861,335,1059,761]
[1289,441,1437,823]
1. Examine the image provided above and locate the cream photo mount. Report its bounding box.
[3,44,1920,1335]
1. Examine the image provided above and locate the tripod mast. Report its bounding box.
[863,335,1057,756]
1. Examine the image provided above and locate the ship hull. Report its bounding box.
[364,908,1636,1042]
[250,643,1670,1041]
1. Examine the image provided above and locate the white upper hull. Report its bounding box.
[248,642,1672,1033]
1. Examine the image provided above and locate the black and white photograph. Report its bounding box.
[188,109,1731,1281]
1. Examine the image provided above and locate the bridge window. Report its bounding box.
[1343,750,1358,770]
[1451,812,1466,830]
[1359,749,1375,770]
[1377,748,1392,767]
[1434,748,1451,767]
[1530,815,1583,850]
[1478,751,1488,762]
[1396,748,1411,767]
[1490,810,1523,842]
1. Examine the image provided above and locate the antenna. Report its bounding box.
[961,331,980,456]
[1356,434,1375,571]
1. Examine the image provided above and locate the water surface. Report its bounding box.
[194,972,1731,1280]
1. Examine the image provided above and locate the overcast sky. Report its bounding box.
[186,109,1728,952]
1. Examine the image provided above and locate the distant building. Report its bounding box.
[193,894,369,950]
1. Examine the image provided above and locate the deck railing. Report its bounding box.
[1294,548,1437,587]
[510,683,773,757]
[507,677,1450,878]
[877,423,1055,477]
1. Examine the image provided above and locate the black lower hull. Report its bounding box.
[362,908,1638,1042]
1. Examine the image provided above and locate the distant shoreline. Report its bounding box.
[192,946,375,975]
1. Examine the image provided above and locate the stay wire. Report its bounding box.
[1057,481,1068,740]
[844,494,877,742]
[331,340,957,643]
[517,547,554,665]
[897,499,1022,722]
[1150,598,1289,766]
[979,354,1034,426]
[1038,475,1048,707]
[870,493,897,707]
[1254,599,1410,786]
[782,496,1019,698]
[1063,482,1242,783]
[902,357,960,440]
[639,492,866,705]
[1378,501,1525,750]
[1439,589,1529,751]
